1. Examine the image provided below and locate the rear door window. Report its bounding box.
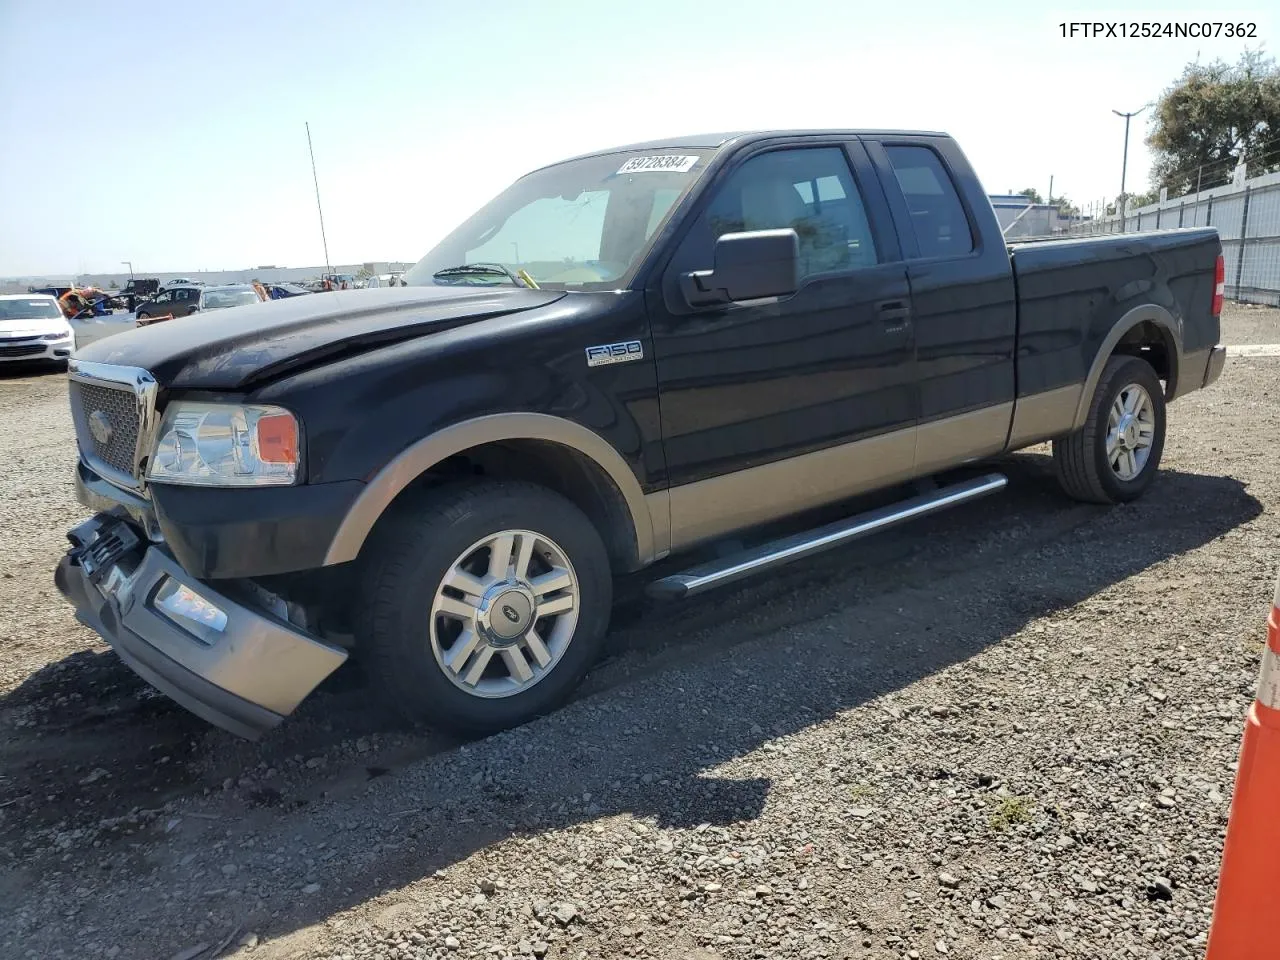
[884,145,975,258]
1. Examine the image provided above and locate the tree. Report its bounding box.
[1146,49,1280,195]
[1054,196,1081,217]
[1017,187,1043,204]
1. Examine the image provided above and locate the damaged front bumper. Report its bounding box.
[54,513,347,739]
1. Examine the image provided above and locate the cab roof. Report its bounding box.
[532,129,950,172]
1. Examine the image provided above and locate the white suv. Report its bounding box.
[0,294,75,365]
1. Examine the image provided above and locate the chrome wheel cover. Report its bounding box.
[429,529,579,699]
[1106,382,1156,481]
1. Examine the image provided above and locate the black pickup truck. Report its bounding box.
[56,129,1226,739]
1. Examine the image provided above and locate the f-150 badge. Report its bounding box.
[585,341,644,367]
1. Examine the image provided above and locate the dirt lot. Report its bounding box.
[2,302,1278,960]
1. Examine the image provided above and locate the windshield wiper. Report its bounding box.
[432,262,532,288]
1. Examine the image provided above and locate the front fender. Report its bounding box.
[322,412,659,567]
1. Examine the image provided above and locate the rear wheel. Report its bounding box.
[1053,354,1166,504]
[356,481,612,735]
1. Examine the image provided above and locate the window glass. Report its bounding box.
[0,299,62,320]
[884,145,975,258]
[700,147,878,279]
[467,192,611,267]
[404,149,715,290]
[645,187,683,239]
[202,289,261,310]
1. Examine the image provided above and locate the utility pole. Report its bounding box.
[121,260,133,280]
[1047,175,1054,207]
[1112,105,1150,215]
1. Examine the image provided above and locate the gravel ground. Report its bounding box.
[1,303,1277,960]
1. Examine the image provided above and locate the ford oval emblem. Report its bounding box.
[501,604,521,624]
[88,410,113,446]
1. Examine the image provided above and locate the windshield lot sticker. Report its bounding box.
[617,155,698,174]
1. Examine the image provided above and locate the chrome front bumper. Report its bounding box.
[54,514,347,739]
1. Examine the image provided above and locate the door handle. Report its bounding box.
[876,299,912,330]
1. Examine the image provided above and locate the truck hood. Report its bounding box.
[76,285,566,389]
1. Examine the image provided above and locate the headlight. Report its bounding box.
[146,401,300,487]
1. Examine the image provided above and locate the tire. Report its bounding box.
[1052,354,1166,504]
[356,480,613,735]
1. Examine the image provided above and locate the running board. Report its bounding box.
[646,472,1008,600]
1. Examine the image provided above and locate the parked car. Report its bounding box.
[134,284,264,323]
[70,310,137,349]
[120,277,160,312]
[56,128,1225,740]
[263,282,312,299]
[159,278,203,291]
[0,294,75,364]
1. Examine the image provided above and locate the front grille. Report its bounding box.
[0,344,44,358]
[70,380,142,478]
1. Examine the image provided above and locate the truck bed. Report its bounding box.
[1008,226,1222,405]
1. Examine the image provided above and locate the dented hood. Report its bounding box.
[76,285,566,389]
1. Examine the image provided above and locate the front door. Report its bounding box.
[173,288,197,316]
[649,141,917,551]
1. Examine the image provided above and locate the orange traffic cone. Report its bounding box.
[1205,573,1280,959]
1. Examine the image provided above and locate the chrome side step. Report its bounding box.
[646,472,1008,600]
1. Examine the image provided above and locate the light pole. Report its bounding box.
[1112,104,1150,214]
[121,260,133,279]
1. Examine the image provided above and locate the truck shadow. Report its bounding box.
[0,459,1264,953]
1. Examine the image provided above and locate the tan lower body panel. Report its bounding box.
[654,391,1085,556]
[1006,384,1082,449]
[915,402,1012,474]
[1174,347,1212,400]
[662,428,917,553]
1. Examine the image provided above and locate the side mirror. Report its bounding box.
[679,228,799,307]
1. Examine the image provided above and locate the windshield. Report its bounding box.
[405,148,716,291]
[202,290,261,310]
[0,299,62,321]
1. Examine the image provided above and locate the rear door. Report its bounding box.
[860,138,1017,473]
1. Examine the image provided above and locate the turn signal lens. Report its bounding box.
[255,413,299,464]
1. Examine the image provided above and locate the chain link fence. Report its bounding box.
[1064,170,1280,307]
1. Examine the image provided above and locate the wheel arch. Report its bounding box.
[323,413,659,570]
[1071,304,1182,431]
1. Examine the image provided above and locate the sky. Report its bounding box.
[0,0,1273,277]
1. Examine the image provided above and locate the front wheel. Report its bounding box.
[356,480,613,735]
[1053,354,1167,504]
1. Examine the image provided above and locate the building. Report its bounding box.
[987,195,1071,238]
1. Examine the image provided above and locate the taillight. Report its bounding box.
[1212,253,1225,318]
